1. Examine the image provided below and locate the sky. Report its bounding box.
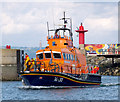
[0,1,119,47]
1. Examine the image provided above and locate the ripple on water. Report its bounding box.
[2,76,119,100]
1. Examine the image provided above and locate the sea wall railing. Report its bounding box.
[86,48,120,55]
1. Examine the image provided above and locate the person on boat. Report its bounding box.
[54,32,59,39]
[24,53,29,61]
[31,58,35,64]
[90,65,99,74]
[95,65,99,74]
[24,53,31,71]
[30,58,35,71]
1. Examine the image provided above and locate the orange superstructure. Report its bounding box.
[34,27,88,74]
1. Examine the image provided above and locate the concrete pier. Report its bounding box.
[0,49,23,81]
[79,44,86,55]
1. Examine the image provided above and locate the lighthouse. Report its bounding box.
[76,23,88,54]
[75,23,88,44]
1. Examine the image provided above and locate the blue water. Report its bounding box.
[1,76,120,100]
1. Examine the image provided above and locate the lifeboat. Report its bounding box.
[19,12,101,87]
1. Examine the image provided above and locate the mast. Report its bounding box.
[47,22,49,37]
[62,11,66,35]
[63,11,66,29]
[61,11,73,41]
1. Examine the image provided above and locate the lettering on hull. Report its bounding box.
[54,77,64,82]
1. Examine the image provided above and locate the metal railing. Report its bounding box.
[24,60,62,73]
[86,65,100,74]
[86,49,120,55]
[23,60,100,75]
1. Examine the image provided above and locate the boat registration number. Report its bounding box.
[54,77,63,82]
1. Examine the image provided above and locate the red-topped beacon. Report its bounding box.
[75,23,88,44]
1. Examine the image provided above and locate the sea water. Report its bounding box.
[1,76,120,100]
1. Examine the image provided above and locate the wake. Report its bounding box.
[18,83,120,90]
[100,83,120,87]
[18,85,95,90]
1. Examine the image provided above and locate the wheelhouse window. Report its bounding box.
[75,55,77,61]
[66,54,68,60]
[63,53,66,60]
[69,54,71,60]
[37,53,43,60]
[71,55,74,61]
[53,53,61,59]
[45,53,51,58]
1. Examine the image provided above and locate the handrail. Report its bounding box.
[24,60,100,75]
[86,65,99,74]
[24,60,62,73]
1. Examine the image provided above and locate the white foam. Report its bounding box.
[100,83,120,87]
[18,85,90,89]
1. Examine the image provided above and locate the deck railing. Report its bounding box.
[24,60,100,75]
[24,61,63,73]
[86,65,99,74]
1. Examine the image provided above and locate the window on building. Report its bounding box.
[37,53,43,60]
[45,53,51,58]
[53,53,61,59]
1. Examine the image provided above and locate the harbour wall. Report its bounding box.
[79,44,120,76]
[86,56,120,76]
[0,49,23,81]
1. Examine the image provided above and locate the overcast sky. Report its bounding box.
[0,1,118,47]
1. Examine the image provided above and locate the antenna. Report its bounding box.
[63,11,66,31]
[40,40,42,50]
[61,11,66,35]
[70,18,73,41]
[64,11,65,24]
[70,18,72,33]
[47,22,49,37]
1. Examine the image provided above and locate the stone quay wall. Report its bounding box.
[0,49,21,81]
[86,56,120,76]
